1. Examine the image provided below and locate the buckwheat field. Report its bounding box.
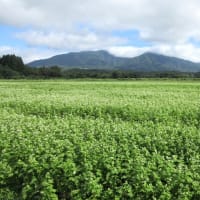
[0,80,200,200]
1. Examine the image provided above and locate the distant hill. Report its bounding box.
[28,50,200,72]
[28,50,126,69]
[118,52,200,72]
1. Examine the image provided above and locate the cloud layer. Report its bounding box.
[1,0,200,62]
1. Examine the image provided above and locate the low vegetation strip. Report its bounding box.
[0,80,200,199]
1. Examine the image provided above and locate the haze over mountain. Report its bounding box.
[28,50,200,72]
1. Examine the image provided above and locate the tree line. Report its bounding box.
[0,54,200,79]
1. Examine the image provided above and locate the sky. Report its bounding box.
[1,0,200,63]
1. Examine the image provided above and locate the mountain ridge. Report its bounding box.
[28,50,200,72]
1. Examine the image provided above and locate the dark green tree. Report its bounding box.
[0,54,25,72]
[0,64,20,78]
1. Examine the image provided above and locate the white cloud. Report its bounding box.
[1,0,200,43]
[108,46,150,58]
[16,30,125,50]
[0,46,60,63]
[1,43,200,64]
[1,0,200,62]
[109,43,200,62]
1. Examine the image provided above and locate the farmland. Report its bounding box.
[0,80,200,199]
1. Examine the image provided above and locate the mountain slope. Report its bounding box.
[119,52,200,72]
[28,50,200,72]
[29,50,127,69]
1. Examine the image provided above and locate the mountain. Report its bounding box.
[28,50,200,72]
[29,50,127,69]
[118,52,200,72]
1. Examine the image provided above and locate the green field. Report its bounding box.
[0,80,200,199]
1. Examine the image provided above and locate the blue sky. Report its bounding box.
[0,25,22,47]
[1,0,200,63]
